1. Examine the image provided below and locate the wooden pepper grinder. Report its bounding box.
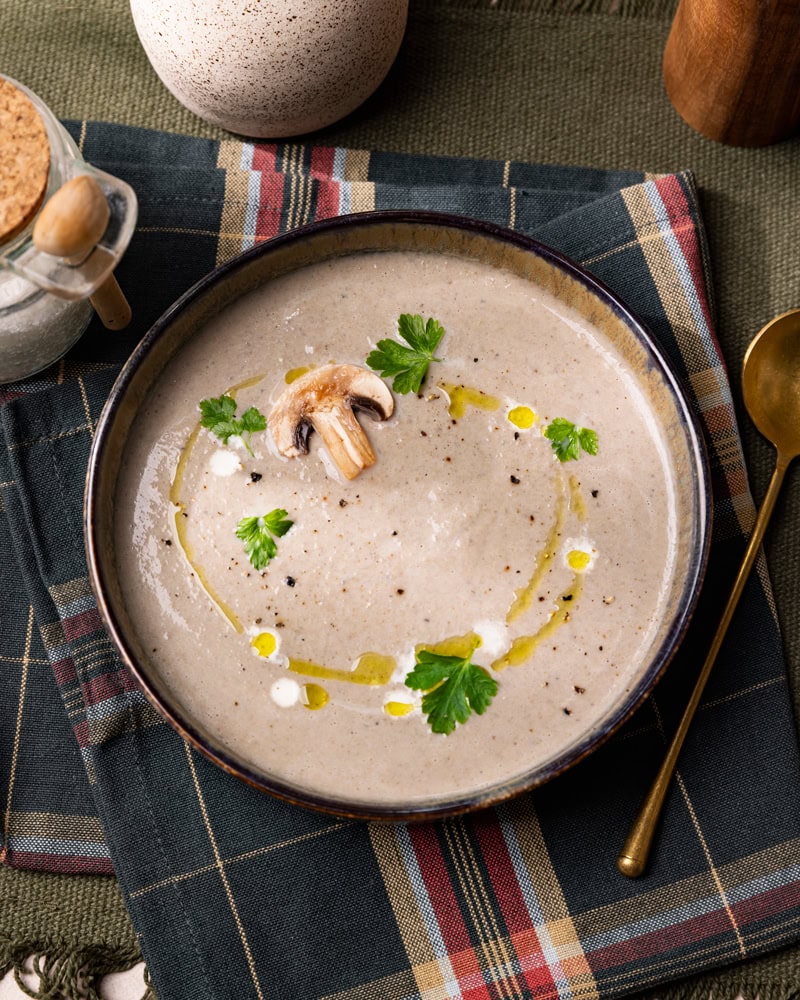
[663,0,800,147]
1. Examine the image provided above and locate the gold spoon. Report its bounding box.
[618,307,800,878]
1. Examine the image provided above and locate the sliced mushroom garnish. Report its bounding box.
[268,364,394,480]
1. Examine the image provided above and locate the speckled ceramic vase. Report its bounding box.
[129,0,408,138]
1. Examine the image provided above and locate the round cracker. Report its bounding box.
[0,78,51,243]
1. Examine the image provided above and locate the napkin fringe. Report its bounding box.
[0,938,152,1000]
[638,981,800,1000]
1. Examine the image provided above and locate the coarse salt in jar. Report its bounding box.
[0,272,93,382]
[0,75,137,384]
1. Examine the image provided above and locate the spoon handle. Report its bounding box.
[617,451,790,877]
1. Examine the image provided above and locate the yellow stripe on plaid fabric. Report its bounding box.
[1,605,34,864]
[347,181,376,214]
[285,169,315,231]
[558,841,800,993]
[368,823,436,967]
[676,772,746,956]
[6,810,106,842]
[321,969,425,1000]
[620,185,706,370]
[341,150,375,211]
[686,358,776,621]
[217,139,244,171]
[639,697,745,960]
[214,142,377,265]
[620,181,751,542]
[502,161,517,229]
[343,149,371,182]
[216,140,251,266]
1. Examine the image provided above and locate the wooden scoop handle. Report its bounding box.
[90,276,132,330]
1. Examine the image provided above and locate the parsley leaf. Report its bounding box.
[239,406,268,435]
[366,313,444,394]
[199,395,267,456]
[235,509,293,570]
[405,648,498,735]
[544,417,598,462]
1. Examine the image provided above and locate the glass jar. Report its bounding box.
[0,272,93,383]
[0,75,137,384]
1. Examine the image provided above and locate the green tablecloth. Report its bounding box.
[1,1,799,997]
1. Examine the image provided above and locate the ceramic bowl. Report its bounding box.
[85,212,711,820]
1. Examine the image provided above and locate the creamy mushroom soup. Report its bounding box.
[115,250,679,808]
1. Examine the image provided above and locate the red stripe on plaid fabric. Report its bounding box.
[255,171,287,242]
[588,907,739,971]
[473,813,532,934]
[62,607,105,642]
[73,719,90,747]
[309,146,336,180]
[315,180,341,220]
[0,388,26,406]
[509,931,559,988]
[651,176,715,337]
[451,948,502,1000]
[8,851,115,874]
[52,655,77,685]
[703,402,744,436]
[251,143,278,172]
[407,824,497,1000]
[732,876,800,926]
[472,814,564,995]
[81,667,140,707]
[410,823,475,952]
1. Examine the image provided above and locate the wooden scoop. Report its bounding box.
[33,174,132,330]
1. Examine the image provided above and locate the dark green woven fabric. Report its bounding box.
[1,0,799,995]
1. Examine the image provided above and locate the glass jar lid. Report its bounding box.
[0,78,51,244]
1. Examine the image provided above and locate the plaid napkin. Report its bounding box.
[2,122,800,1000]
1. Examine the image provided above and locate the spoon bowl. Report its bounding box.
[619,305,800,877]
[743,308,800,459]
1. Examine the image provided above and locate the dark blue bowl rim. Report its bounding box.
[85,209,713,822]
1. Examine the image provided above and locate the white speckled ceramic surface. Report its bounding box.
[129,0,409,137]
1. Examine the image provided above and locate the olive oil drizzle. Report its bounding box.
[569,473,587,520]
[303,683,329,710]
[288,652,397,686]
[495,470,589,669]
[384,701,415,717]
[492,574,583,670]
[169,374,266,634]
[437,382,501,418]
[508,404,536,429]
[506,470,567,624]
[285,365,312,384]
[417,631,482,659]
